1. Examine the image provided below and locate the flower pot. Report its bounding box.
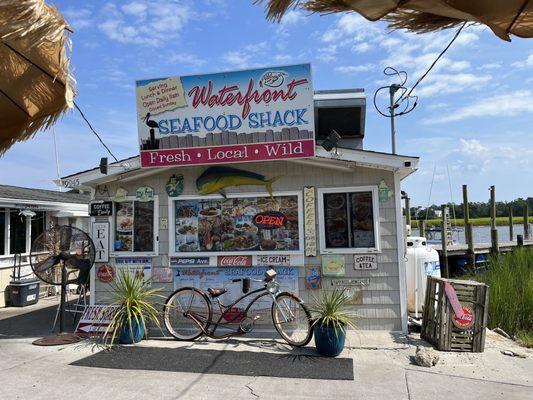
[314,324,346,357]
[119,319,145,344]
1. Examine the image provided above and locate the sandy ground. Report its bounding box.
[0,298,531,400]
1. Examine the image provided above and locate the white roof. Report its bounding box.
[58,147,418,189]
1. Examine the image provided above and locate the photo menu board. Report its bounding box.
[173,195,300,253]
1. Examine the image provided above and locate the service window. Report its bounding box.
[113,198,158,254]
[318,186,380,254]
[168,192,303,256]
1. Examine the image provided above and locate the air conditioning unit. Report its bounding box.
[314,89,366,150]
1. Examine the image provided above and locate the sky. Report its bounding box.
[0,0,532,206]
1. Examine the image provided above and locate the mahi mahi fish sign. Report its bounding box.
[135,64,315,168]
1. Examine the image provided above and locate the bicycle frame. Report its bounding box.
[184,282,292,340]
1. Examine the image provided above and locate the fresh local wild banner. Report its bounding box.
[135,64,315,168]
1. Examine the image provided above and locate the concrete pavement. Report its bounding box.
[0,298,531,400]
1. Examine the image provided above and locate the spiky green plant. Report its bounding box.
[309,288,357,336]
[102,269,164,345]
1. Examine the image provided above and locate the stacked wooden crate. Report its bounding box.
[421,276,489,352]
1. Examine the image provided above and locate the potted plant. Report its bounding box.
[310,288,357,357]
[103,269,163,345]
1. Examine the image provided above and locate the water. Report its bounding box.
[412,224,528,244]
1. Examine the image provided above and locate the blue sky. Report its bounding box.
[1,0,531,206]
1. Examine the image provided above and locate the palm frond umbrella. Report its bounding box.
[0,0,74,155]
[259,0,533,41]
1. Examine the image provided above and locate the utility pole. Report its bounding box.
[389,84,401,155]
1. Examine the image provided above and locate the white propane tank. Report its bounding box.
[405,236,441,316]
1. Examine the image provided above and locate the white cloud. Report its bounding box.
[335,64,375,73]
[63,8,92,30]
[98,1,192,47]
[426,90,533,123]
[280,11,305,26]
[511,53,533,69]
[479,62,501,70]
[353,42,371,53]
[221,42,268,69]
[458,138,488,156]
[413,72,491,98]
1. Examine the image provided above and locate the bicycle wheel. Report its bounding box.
[272,292,312,347]
[164,287,212,341]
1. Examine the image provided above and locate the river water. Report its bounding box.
[412,224,530,244]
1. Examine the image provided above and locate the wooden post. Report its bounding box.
[490,186,499,254]
[517,234,524,247]
[509,205,514,241]
[419,219,427,238]
[405,197,411,227]
[462,185,470,244]
[467,222,475,268]
[524,203,530,240]
[441,204,449,278]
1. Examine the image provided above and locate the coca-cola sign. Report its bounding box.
[217,256,252,267]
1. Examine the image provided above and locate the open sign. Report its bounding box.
[252,211,286,230]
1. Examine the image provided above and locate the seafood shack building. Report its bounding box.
[63,84,418,332]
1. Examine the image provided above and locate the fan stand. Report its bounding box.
[33,262,84,346]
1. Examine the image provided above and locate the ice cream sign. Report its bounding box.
[135,64,315,168]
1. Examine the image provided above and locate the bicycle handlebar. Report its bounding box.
[232,278,264,283]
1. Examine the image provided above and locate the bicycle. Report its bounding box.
[163,268,313,347]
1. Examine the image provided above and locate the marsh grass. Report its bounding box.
[476,248,533,342]
[414,216,533,228]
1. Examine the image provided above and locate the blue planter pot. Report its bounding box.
[314,324,346,357]
[119,319,145,344]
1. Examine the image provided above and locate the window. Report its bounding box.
[114,199,157,253]
[31,211,46,244]
[169,193,303,255]
[318,187,380,253]
[9,210,27,254]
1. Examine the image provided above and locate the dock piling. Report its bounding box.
[524,203,530,240]
[490,186,499,254]
[517,234,524,247]
[509,205,514,241]
[441,204,450,278]
[463,185,475,267]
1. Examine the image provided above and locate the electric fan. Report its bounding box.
[30,225,95,345]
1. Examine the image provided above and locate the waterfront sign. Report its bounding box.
[136,64,315,168]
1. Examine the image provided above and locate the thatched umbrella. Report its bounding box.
[258,0,533,41]
[0,0,74,155]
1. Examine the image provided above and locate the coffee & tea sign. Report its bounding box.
[136,64,315,168]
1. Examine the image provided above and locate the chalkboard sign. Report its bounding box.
[90,201,113,216]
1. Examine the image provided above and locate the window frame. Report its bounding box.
[168,191,304,257]
[317,186,381,254]
[110,196,159,257]
[0,208,49,258]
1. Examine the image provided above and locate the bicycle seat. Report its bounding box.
[207,288,227,298]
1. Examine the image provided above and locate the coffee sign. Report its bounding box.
[90,201,113,217]
[353,254,377,270]
[217,256,252,267]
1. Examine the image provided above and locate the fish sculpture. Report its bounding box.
[196,166,282,198]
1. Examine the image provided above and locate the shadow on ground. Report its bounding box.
[71,345,354,380]
[0,301,79,339]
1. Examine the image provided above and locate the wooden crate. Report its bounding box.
[421,276,489,352]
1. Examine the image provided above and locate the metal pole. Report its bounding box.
[60,264,66,333]
[389,85,398,155]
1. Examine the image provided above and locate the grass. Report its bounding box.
[413,216,533,228]
[474,248,533,345]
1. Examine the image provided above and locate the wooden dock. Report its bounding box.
[430,240,533,256]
